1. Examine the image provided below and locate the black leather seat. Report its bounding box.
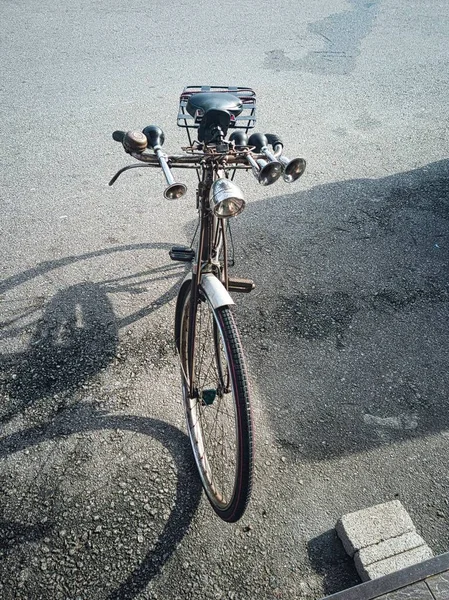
[186,93,243,118]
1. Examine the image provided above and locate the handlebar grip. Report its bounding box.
[112,130,126,143]
[265,133,283,149]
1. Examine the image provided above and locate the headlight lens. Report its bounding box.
[210,179,245,218]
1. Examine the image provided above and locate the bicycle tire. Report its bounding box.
[175,282,253,522]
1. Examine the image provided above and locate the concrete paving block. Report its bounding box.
[336,500,415,557]
[356,531,427,567]
[357,545,434,582]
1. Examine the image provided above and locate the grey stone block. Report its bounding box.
[377,581,434,599]
[426,571,449,599]
[356,531,427,567]
[358,545,434,582]
[336,500,415,557]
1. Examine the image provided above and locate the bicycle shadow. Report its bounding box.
[1,282,117,422]
[0,241,200,597]
[0,520,53,550]
[0,243,186,423]
[228,158,449,460]
[0,404,203,599]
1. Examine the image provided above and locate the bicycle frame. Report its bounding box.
[111,148,258,392]
[187,162,231,399]
[110,114,301,402]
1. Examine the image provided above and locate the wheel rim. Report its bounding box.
[180,294,239,510]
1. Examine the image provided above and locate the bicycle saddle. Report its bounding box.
[186,93,243,118]
[186,93,243,143]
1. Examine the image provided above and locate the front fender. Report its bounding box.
[201,273,235,309]
[175,272,235,351]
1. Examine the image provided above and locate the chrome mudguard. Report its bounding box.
[178,272,234,309]
[201,273,235,309]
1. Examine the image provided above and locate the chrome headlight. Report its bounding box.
[209,179,245,218]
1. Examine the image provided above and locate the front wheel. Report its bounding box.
[175,283,253,522]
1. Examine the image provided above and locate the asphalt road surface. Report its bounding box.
[1,1,448,598]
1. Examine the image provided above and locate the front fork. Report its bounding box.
[188,168,228,399]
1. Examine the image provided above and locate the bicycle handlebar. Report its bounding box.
[111,129,282,163]
[110,127,304,191]
[111,130,266,169]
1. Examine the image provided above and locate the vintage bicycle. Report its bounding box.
[110,86,306,522]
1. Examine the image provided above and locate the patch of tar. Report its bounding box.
[265,0,381,75]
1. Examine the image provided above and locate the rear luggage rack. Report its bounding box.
[178,85,257,133]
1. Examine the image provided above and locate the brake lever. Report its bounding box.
[108,163,152,186]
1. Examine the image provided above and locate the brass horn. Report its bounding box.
[278,155,306,183]
[142,125,187,199]
[262,133,306,183]
[247,133,282,186]
[245,154,281,186]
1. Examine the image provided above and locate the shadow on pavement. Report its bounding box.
[230,158,449,460]
[1,283,118,422]
[0,520,53,550]
[0,405,202,599]
[0,242,180,297]
[0,242,199,597]
[0,243,186,423]
[307,529,361,596]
